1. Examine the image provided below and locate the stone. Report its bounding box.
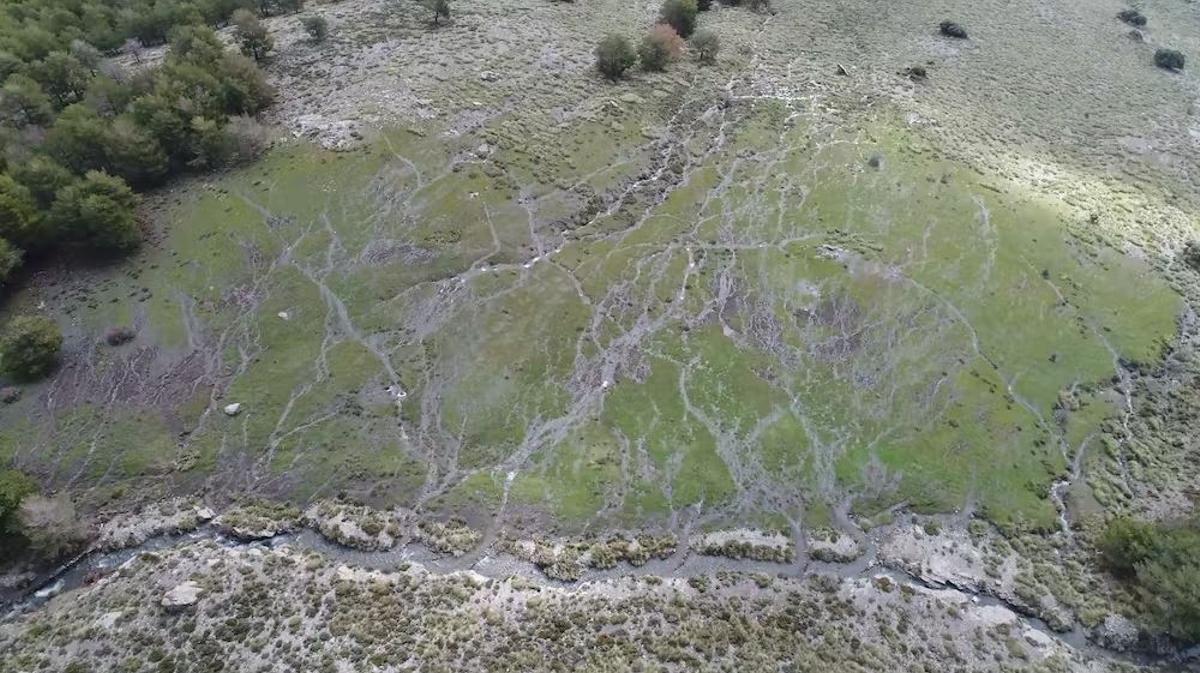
[161,581,203,612]
[1094,613,1138,651]
[195,507,216,521]
[223,403,242,416]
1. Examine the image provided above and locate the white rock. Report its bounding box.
[223,403,241,416]
[195,507,216,521]
[161,581,203,611]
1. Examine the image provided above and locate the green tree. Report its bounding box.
[50,171,141,253]
[45,103,110,173]
[29,51,91,108]
[691,29,719,63]
[233,9,273,61]
[104,115,169,187]
[659,0,698,38]
[595,34,636,81]
[0,74,53,127]
[11,156,74,209]
[0,175,49,251]
[0,315,63,381]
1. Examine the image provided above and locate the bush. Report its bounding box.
[104,326,136,346]
[1117,9,1146,27]
[1100,517,1200,642]
[1155,48,1185,71]
[0,315,62,381]
[595,34,637,81]
[17,494,91,562]
[1183,241,1200,272]
[301,16,329,42]
[50,170,140,253]
[639,25,684,71]
[939,20,968,39]
[422,0,451,25]
[659,0,698,38]
[691,30,719,64]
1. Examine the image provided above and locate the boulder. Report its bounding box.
[161,581,203,612]
[223,403,242,416]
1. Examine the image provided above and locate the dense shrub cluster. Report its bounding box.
[1100,517,1200,642]
[0,314,62,381]
[0,0,280,284]
[594,0,724,80]
[1154,48,1185,71]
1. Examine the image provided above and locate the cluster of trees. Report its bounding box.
[595,0,730,81]
[0,0,281,288]
[1100,517,1200,642]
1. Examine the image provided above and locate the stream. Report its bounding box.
[3,519,1198,670]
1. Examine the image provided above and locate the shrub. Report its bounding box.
[939,20,968,39]
[659,0,698,38]
[691,30,719,64]
[1183,241,1200,272]
[50,170,141,253]
[1100,517,1200,642]
[1155,48,1185,71]
[1117,9,1146,27]
[0,315,62,381]
[595,34,637,81]
[17,494,91,562]
[104,326,136,346]
[233,9,273,61]
[301,16,329,42]
[639,25,684,71]
[422,0,451,26]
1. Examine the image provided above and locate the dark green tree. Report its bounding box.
[0,74,53,127]
[0,175,49,251]
[50,170,140,253]
[0,238,22,285]
[659,0,698,38]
